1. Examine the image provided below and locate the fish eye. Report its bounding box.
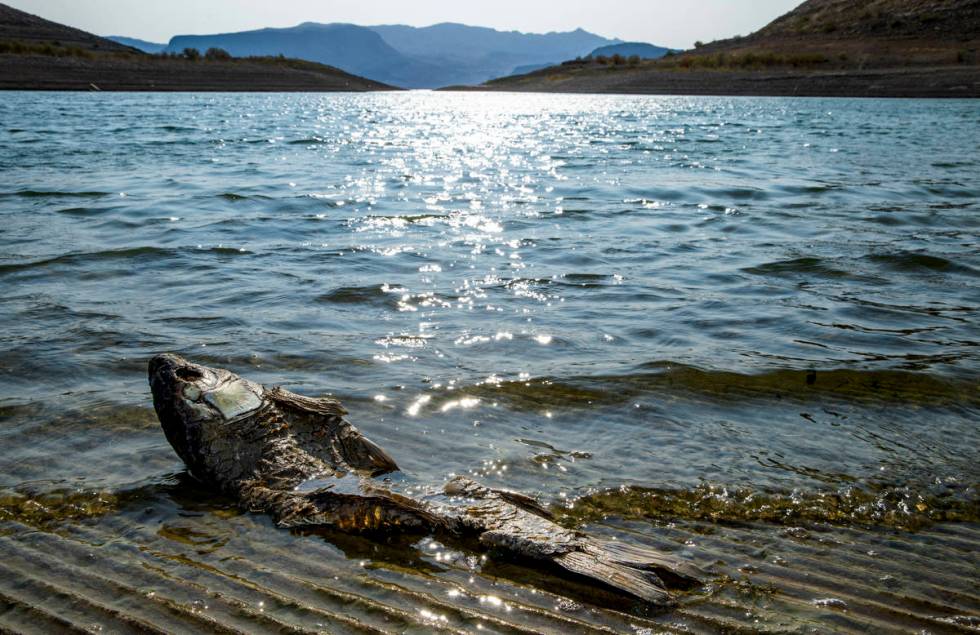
[176,367,204,382]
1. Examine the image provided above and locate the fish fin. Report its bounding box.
[268,386,347,417]
[269,387,399,476]
[496,490,555,520]
[338,431,400,477]
[280,490,449,532]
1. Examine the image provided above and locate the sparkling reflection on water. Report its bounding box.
[0,92,978,631]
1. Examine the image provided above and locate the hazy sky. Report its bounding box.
[9,0,802,49]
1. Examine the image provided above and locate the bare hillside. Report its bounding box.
[0,2,394,91]
[751,0,980,41]
[0,3,135,52]
[469,0,980,96]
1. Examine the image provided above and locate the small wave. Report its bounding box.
[918,181,978,199]
[866,252,978,276]
[158,125,198,132]
[207,246,252,255]
[929,202,974,210]
[931,160,976,169]
[0,246,249,276]
[555,273,615,288]
[772,183,843,196]
[863,214,908,227]
[558,480,980,531]
[217,192,273,202]
[692,186,769,201]
[92,218,145,231]
[1,190,111,199]
[150,315,247,329]
[0,246,172,275]
[316,285,398,308]
[55,206,116,216]
[554,207,593,217]
[143,139,205,147]
[287,137,329,145]
[177,351,374,375]
[743,257,853,279]
[459,364,979,411]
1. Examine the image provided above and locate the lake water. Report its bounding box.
[1,92,978,633]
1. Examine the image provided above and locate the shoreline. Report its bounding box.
[0,53,397,92]
[4,56,977,97]
[442,65,980,99]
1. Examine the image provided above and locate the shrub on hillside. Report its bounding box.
[205,47,232,61]
[671,50,830,70]
[0,39,92,58]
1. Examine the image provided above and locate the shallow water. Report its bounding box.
[1,92,978,633]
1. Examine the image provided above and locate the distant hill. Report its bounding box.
[0,3,393,91]
[107,36,166,53]
[371,23,617,85]
[372,24,614,61]
[165,23,435,88]
[509,62,553,76]
[509,41,672,76]
[158,22,618,88]
[589,42,673,59]
[471,0,980,97]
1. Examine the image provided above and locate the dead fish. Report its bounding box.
[148,353,701,604]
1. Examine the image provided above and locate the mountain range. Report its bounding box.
[109,23,629,88]
[476,0,980,97]
[509,42,675,77]
[105,35,166,53]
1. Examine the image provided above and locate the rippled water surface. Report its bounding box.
[1,92,978,633]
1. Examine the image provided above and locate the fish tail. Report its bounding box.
[446,477,702,606]
[554,539,702,605]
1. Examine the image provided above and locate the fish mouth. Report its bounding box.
[148,353,186,379]
[148,353,218,394]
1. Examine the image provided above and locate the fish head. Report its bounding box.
[148,353,265,482]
